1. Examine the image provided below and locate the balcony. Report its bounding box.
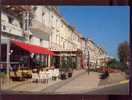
[30,19,51,40]
[1,21,23,37]
[50,42,62,51]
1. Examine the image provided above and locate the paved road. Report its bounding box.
[84,82,129,95]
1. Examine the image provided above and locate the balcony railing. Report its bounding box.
[1,21,23,37]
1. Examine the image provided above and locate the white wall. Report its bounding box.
[41,40,49,48]
[33,6,43,23]
[30,36,40,46]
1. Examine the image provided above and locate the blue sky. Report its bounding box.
[59,6,129,58]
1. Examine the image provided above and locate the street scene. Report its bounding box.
[0,6,129,94]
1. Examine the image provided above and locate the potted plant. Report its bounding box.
[67,57,74,78]
[60,58,68,80]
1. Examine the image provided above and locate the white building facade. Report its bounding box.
[1,5,108,70]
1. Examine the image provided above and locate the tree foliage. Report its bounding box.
[107,58,128,71]
[118,41,129,64]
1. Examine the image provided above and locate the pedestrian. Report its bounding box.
[87,63,90,75]
[0,64,6,89]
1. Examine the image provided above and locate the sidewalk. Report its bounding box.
[52,72,128,94]
[53,72,100,94]
[40,69,87,94]
[1,69,86,93]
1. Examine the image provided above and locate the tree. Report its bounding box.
[107,58,120,69]
[118,41,129,65]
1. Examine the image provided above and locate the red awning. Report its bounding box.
[11,40,56,56]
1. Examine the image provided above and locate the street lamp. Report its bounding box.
[85,38,90,74]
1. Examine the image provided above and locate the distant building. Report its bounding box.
[86,39,108,69]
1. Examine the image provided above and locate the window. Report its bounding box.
[78,37,80,42]
[63,42,65,49]
[40,39,43,45]
[8,16,13,24]
[42,12,45,16]
[25,19,28,30]
[29,35,32,40]
[19,22,23,28]
[40,39,43,42]
[3,25,6,30]
[56,35,58,43]
[33,6,37,12]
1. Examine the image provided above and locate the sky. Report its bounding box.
[59,6,129,58]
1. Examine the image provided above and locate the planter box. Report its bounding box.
[52,76,57,81]
[68,73,72,78]
[60,74,66,80]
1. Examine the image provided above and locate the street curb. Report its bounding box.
[80,80,129,94]
[119,80,129,84]
[96,80,129,90]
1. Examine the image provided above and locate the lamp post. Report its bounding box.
[85,38,90,74]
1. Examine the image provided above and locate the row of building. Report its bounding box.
[1,5,109,71]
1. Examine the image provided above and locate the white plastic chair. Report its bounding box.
[45,71,50,83]
[53,69,60,79]
[39,71,44,83]
[32,73,39,83]
[47,69,53,80]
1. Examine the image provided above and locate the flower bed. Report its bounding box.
[96,66,120,73]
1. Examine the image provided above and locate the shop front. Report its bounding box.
[53,49,83,69]
[1,39,56,80]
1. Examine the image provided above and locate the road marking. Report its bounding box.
[119,80,129,84]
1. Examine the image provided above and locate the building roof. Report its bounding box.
[3,5,31,12]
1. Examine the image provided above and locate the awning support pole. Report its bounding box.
[6,40,10,83]
[48,55,51,68]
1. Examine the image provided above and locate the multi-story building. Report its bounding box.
[86,38,108,69]
[1,6,55,71]
[96,46,109,67]
[80,37,88,69]
[1,5,108,71]
[1,6,30,62]
[1,5,84,69]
